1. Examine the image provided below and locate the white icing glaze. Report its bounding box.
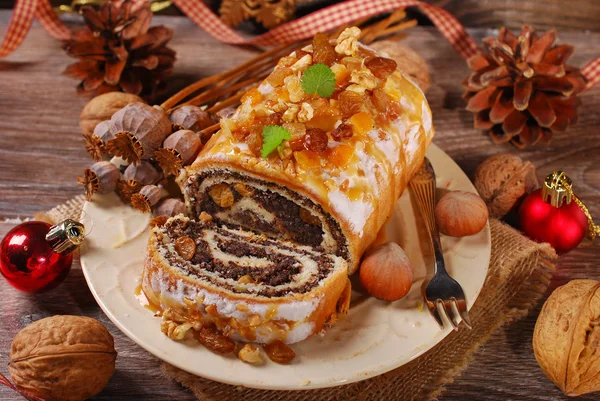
[258,82,275,95]
[328,189,373,237]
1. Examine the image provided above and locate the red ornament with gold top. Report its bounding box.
[519,171,598,254]
[0,219,85,293]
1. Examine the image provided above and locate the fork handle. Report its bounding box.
[409,159,448,276]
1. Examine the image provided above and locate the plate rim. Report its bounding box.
[80,143,491,390]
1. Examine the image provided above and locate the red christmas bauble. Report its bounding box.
[519,189,588,254]
[0,221,73,293]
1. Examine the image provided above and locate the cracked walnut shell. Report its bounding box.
[9,315,116,401]
[534,280,600,396]
[474,153,538,218]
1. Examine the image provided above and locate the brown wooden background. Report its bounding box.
[1,5,600,401]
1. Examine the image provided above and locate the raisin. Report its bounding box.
[232,126,250,141]
[289,138,305,152]
[338,90,363,118]
[365,57,398,80]
[331,124,353,141]
[312,32,336,66]
[175,236,196,260]
[303,128,328,152]
[196,325,236,355]
[247,130,264,156]
[266,112,283,126]
[263,339,296,364]
[371,88,389,112]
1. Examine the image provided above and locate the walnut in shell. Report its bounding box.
[106,103,172,165]
[9,315,116,401]
[80,92,144,136]
[533,280,600,396]
[474,153,538,218]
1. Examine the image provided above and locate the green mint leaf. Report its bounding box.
[301,64,336,98]
[261,125,291,158]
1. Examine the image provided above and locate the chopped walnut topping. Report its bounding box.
[346,84,366,93]
[291,54,313,72]
[284,75,304,103]
[331,63,347,81]
[350,68,377,90]
[335,27,361,56]
[161,308,193,341]
[297,103,314,123]
[238,344,263,364]
[283,104,299,122]
[277,140,293,159]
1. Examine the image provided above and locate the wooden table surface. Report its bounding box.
[1,12,600,401]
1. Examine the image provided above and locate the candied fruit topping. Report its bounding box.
[350,112,373,135]
[303,128,328,152]
[241,88,262,106]
[365,57,398,80]
[328,144,354,168]
[294,150,321,171]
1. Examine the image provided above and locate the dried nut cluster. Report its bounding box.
[474,153,538,218]
[533,280,600,396]
[9,315,116,401]
[360,242,413,301]
[435,191,489,237]
[238,344,263,364]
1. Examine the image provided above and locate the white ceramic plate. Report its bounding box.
[80,143,490,390]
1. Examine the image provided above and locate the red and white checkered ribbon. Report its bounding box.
[0,0,599,89]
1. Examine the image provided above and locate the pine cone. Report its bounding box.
[62,0,176,101]
[463,25,587,149]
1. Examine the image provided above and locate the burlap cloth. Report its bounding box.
[42,196,558,401]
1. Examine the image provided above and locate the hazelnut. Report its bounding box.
[9,315,116,401]
[155,198,186,217]
[435,191,488,237]
[359,242,413,302]
[533,280,600,396]
[474,153,538,218]
[80,92,144,136]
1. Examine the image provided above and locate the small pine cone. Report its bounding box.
[463,25,587,149]
[77,161,120,200]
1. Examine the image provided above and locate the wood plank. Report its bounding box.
[1,12,600,401]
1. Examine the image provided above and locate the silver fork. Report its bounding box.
[409,158,472,330]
